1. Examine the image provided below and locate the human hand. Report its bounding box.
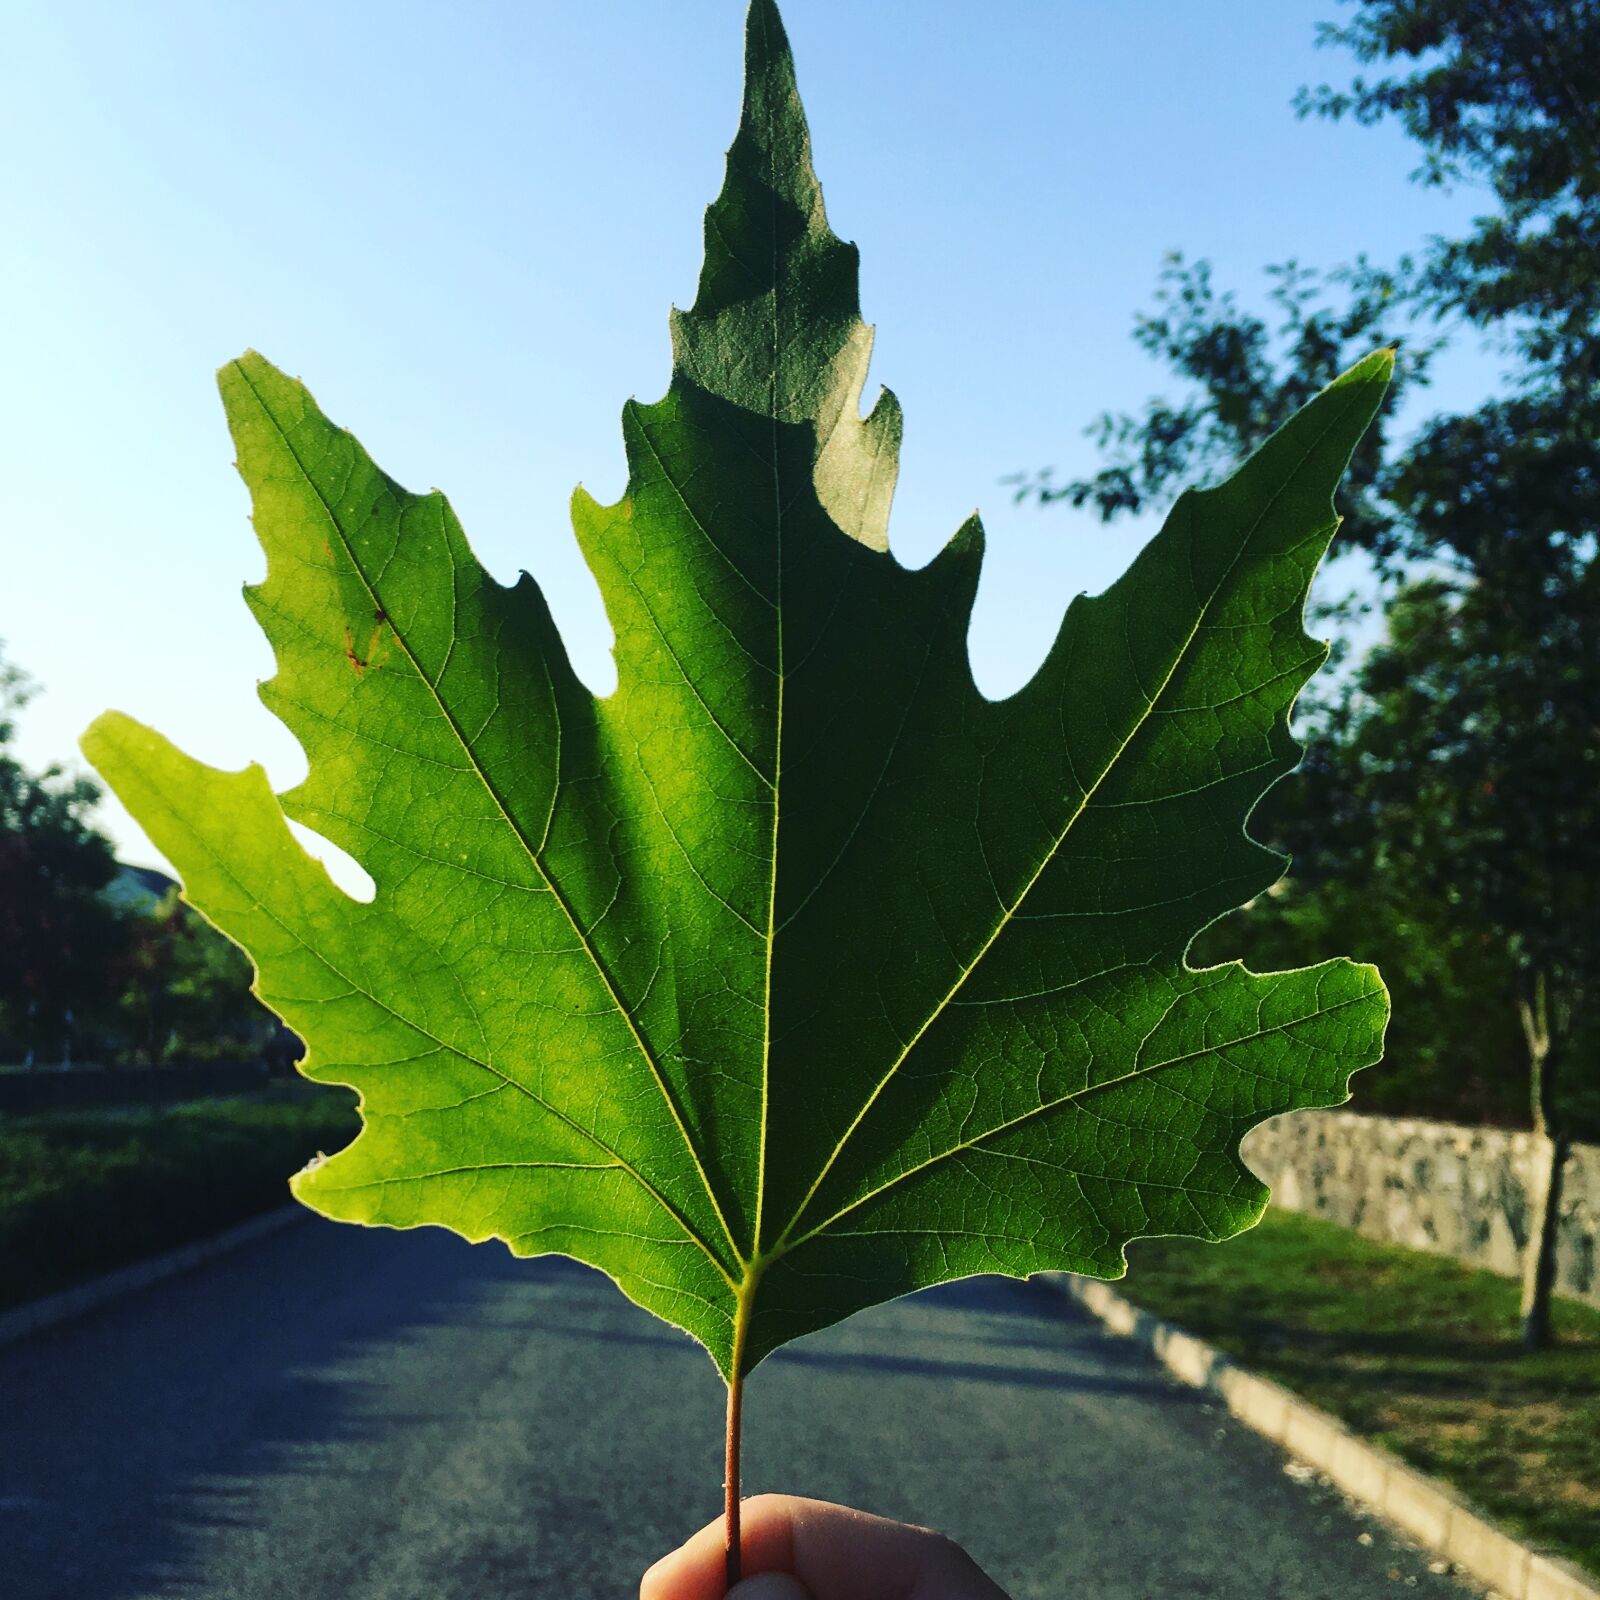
[641,1493,1011,1600]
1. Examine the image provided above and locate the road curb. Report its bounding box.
[0,1205,309,1349]
[1039,1273,1599,1600]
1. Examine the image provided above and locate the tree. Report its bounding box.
[1289,0,1599,1351]
[1191,572,1598,1338]
[1335,576,1597,1343]
[0,643,284,1071]
[0,644,124,1066]
[116,888,280,1067]
[1018,0,1599,1346]
[1298,0,1600,384]
[1009,253,1438,570]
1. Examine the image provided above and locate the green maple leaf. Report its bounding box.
[83,0,1389,1386]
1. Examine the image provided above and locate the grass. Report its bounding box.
[1121,1209,1600,1577]
[0,1084,359,1313]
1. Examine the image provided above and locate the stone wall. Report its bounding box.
[1241,1110,1600,1309]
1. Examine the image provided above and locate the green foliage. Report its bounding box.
[0,641,123,1063]
[0,1088,357,1310]
[1194,571,1599,1142]
[0,641,278,1069]
[115,889,282,1067]
[1336,581,1597,1092]
[1300,0,1600,379]
[1027,0,1598,1141]
[1011,255,1437,568]
[82,0,1390,1379]
[1190,875,1526,1130]
[1300,1,1599,622]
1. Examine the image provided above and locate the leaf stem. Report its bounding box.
[724,1277,756,1592]
[724,1364,744,1591]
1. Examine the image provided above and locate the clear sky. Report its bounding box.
[1,0,1498,879]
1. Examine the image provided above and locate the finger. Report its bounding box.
[641,1499,784,1600]
[728,1576,812,1600]
[640,1493,1008,1600]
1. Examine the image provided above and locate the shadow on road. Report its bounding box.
[1,1221,578,1598]
[0,1221,1171,1599]
[768,1275,1180,1398]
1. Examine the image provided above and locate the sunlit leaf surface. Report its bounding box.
[84,0,1390,1378]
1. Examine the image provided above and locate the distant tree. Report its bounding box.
[116,889,279,1067]
[1192,573,1599,1277]
[1342,574,1596,1343]
[1018,0,1599,1346]
[1299,0,1600,385]
[0,643,124,1066]
[0,643,284,1073]
[1288,0,1598,1350]
[1187,733,1532,1139]
[1009,253,1439,571]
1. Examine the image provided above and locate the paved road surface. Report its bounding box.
[1,1218,1483,1599]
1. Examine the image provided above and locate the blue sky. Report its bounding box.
[1,0,1499,876]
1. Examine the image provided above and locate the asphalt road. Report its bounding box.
[1,1218,1484,1600]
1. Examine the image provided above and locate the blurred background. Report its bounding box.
[0,1,1595,1589]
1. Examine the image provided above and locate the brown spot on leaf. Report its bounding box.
[362,618,390,669]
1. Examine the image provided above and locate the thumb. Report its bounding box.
[729,1577,813,1600]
